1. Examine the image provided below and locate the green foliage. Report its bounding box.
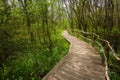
[109,71,120,80]
[0,30,69,80]
[0,0,120,79]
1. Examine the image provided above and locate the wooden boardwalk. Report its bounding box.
[42,30,105,80]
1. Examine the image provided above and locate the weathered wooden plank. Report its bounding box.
[42,30,105,80]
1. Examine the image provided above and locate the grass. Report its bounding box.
[109,71,120,80]
[0,30,69,80]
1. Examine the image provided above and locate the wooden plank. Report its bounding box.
[42,30,105,80]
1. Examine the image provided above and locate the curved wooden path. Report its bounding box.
[42,30,105,80]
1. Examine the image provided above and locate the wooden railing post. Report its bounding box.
[104,43,110,62]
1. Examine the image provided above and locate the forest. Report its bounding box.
[0,0,120,80]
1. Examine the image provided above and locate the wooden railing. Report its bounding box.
[68,29,120,80]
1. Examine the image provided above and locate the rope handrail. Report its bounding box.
[67,29,120,80]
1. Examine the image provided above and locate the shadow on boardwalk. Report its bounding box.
[42,30,105,80]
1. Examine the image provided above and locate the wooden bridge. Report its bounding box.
[42,30,106,80]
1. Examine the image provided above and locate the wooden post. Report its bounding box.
[105,43,110,62]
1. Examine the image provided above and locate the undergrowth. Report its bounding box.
[0,30,69,80]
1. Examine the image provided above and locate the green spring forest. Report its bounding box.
[0,0,120,80]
